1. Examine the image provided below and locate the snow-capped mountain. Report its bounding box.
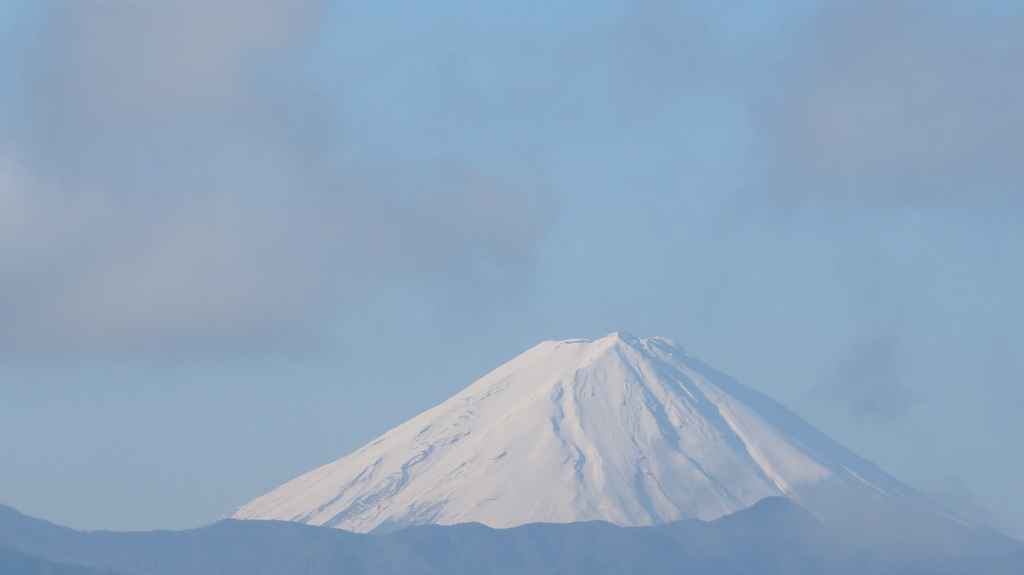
[230,332,946,534]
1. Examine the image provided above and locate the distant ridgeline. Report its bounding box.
[1,499,1023,575]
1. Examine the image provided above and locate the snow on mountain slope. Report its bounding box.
[230,332,945,533]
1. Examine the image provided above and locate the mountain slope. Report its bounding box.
[0,545,126,575]
[230,332,953,534]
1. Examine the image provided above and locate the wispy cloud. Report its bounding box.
[811,330,922,420]
[760,0,1024,209]
[0,0,550,356]
[986,333,1024,407]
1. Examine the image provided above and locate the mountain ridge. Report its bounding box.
[3,498,1022,575]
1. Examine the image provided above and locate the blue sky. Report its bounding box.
[2,0,1024,539]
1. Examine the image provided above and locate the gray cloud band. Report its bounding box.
[0,0,550,355]
[761,0,1024,208]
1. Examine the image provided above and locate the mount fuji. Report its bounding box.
[230,333,955,535]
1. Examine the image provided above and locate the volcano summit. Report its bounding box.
[230,333,946,534]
